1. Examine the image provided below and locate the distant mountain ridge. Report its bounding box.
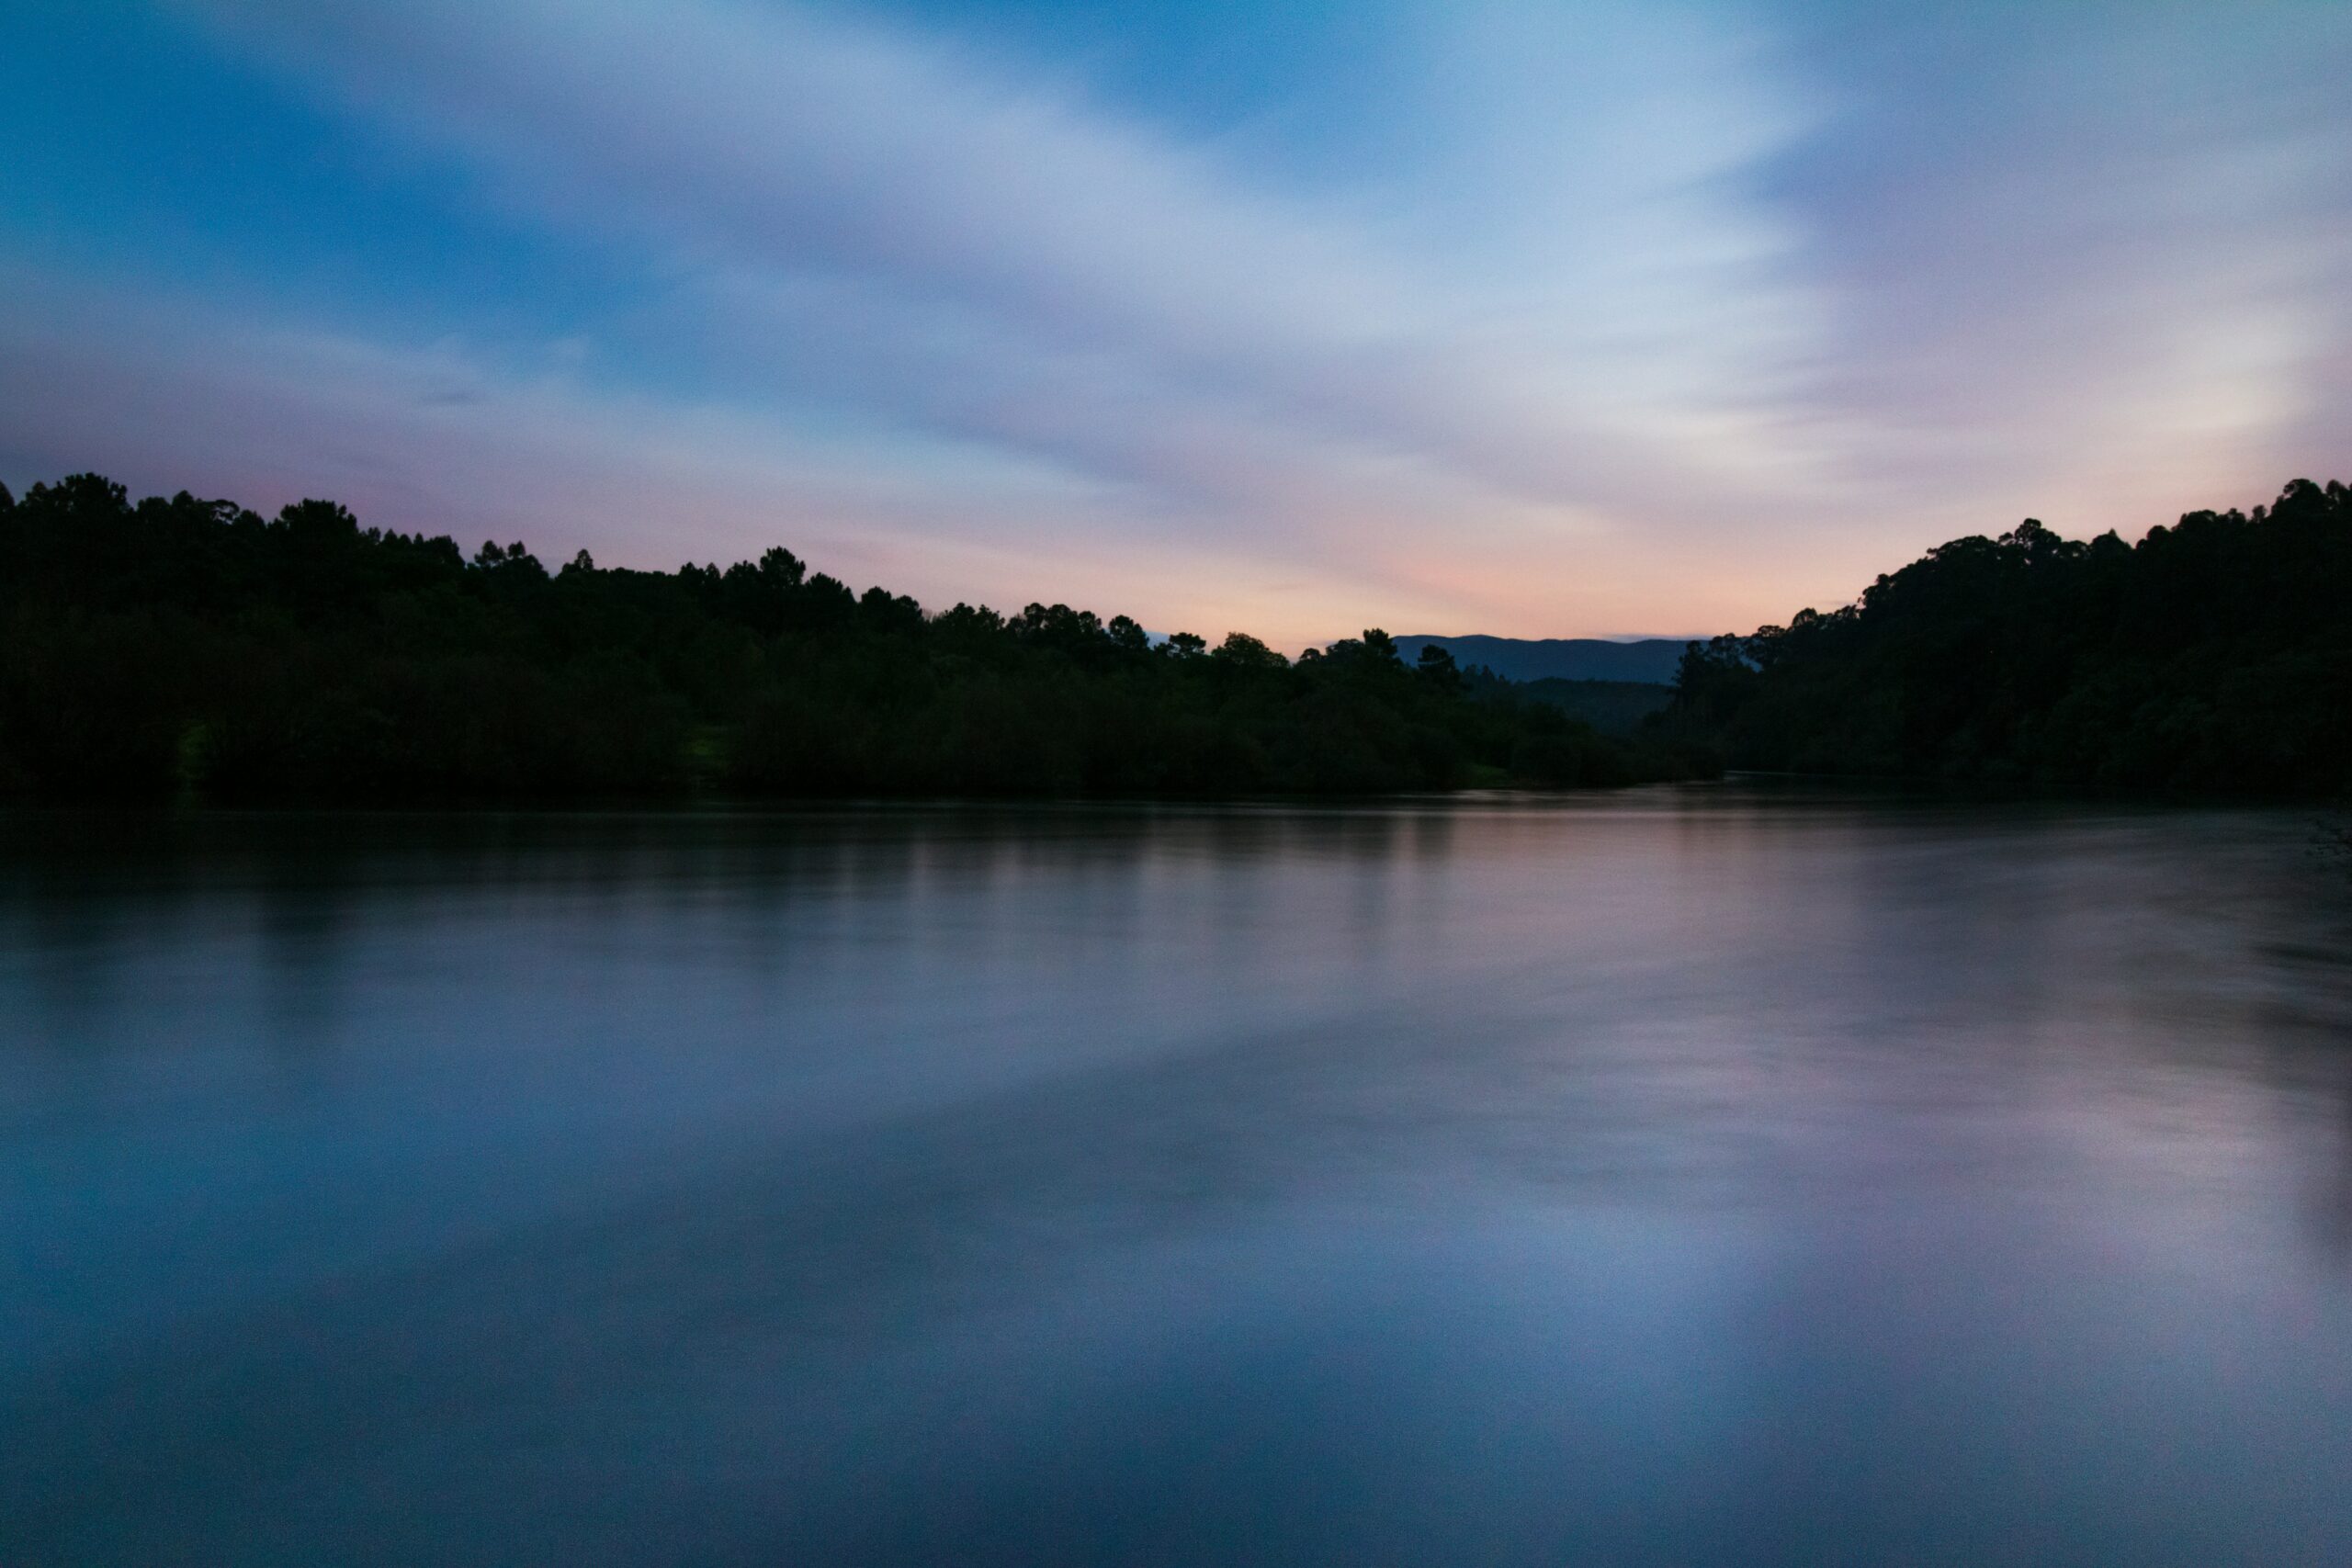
[1393,635,1693,686]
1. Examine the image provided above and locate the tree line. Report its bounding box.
[1662,478,2352,796]
[0,474,1706,801]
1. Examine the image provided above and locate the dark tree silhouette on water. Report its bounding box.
[0,473,1702,801]
[1657,479,2352,796]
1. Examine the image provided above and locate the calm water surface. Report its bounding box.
[5,789,2352,1565]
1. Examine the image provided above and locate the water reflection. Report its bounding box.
[3,792,2350,1565]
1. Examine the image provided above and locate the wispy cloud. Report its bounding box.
[183,0,1830,507]
[6,1,2347,641]
[1768,3,2352,534]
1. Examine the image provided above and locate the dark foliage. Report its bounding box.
[1466,670,1674,737]
[1661,479,2352,796]
[0,474,1703,802]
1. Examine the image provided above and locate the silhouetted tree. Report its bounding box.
[1657,478,2352,795]
[0,471,1698,802]
[1416,642,1464,694]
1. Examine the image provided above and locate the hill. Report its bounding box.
[0,473,1714,802]
[1392,635,1692,685]
[1666,478,2352,796]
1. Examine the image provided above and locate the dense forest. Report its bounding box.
[1665,478,2352,796]
[1483,675,1675,738]
[0,474,1702,802]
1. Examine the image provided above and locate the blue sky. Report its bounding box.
[3,1,2347,644]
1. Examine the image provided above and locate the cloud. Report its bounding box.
[177,0,1839,521]
[1764,2,2352,535]
[13,0,2350,642]
[0,263,1588,646]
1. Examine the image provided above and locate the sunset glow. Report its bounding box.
[4,1,2347,645]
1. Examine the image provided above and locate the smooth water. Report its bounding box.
[5,791,2351,1566]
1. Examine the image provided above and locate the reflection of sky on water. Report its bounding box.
[3,792,2351,1563]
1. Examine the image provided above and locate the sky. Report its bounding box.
[2,1,2348,647]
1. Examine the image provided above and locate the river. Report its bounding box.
[5,789,2350,1564]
